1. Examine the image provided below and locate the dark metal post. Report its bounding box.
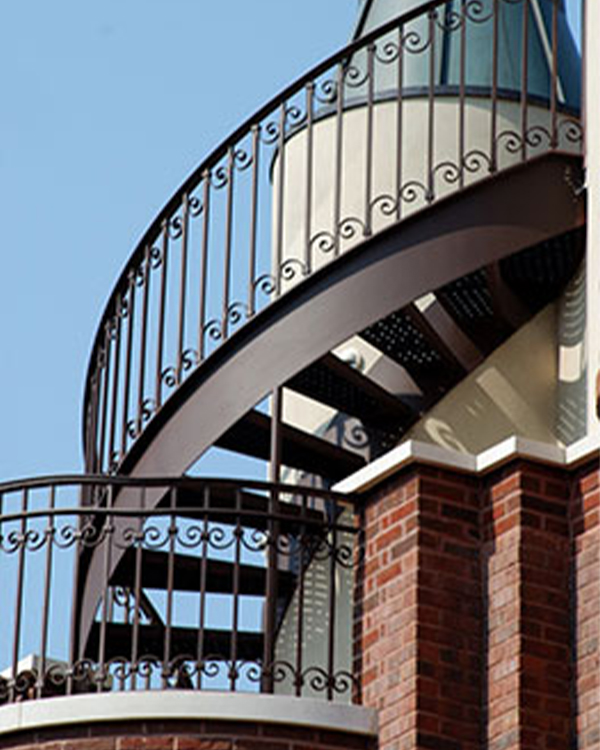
[37,486,56,699]
[196,485,210,690]
[155,220,169,410]
[263,387,282,692]
[10,489,28,702]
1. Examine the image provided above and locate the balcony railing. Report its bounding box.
[82,0,583,475]
[0,476,357,705]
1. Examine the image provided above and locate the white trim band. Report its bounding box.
[335,434,600,494]
[0,691,378,738]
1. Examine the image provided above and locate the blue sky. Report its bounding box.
[0,0,582,481]
[0,0,359,480]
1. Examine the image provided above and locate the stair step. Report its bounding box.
[111,548,295,598]
[86,621,264,663]
[286,353,413,433]
[216,410,365,482]
[140,484,329,531]
[435,268,510,356]
[360,306,465,395]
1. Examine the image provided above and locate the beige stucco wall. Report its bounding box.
[274,96,579,283]
[406,304,559,453]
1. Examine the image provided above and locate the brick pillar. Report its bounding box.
[572,460,600,750]
[357,456,600,750]
[357,466,482,750]
[483,462,572,750]
[482,468,521,750]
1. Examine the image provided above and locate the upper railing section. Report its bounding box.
[83,0,583,474]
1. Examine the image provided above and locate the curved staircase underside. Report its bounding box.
[78,151,585,651]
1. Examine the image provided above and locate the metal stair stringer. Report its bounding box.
[77,151,585,651]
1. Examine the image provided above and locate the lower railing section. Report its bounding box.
[0,476,357,705]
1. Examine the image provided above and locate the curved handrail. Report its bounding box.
[82,0,582,474]
[0,472,353,501]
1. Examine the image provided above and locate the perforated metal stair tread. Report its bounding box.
[360,306,465,395]
[286,353,414,432]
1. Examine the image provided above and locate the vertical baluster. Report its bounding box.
[294,491,307,697]
[130,487,145,691]
[97,325,112,474]
[196,486,210,690]
[67,486,85,695]
[248,126,261,318]
[550,0,559,148]
[229,489,242,691]
[327,497,338,702]
[270,387,282,485]
[521,0,530,161]
[107,306,122,471]
[263,487,279,694]
[198,173,211,360]
[459,0,467,188]
[86,372,100,474]
[97,486,114,693]
[333,63,344,257]
[353,505,364,706]
[176,194,190,384]
[11,489,28,702]
[427,8,436,203]
[491,0,499,172]
[162,488,176,689]
[37,486,56,700]
[120,272,136,458]
[263,388,282,692]
[136,247,151,437]
[364,44,375,237]
[396,24,404,220]
[304,83,314,275]
[155,221,169,411]
[222,149,235,340]
[275,102,287,295]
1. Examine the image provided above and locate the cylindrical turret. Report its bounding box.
[273,0,582,282]
[354,0,580,108]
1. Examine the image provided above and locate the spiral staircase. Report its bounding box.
[0,0,586,716]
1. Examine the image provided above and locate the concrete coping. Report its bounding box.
[0,691,378,738]
[334,433,600,494]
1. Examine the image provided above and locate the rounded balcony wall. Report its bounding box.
[272,94,581,288]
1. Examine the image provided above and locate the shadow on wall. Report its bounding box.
[406,302,562,453]
[556,262,587,444]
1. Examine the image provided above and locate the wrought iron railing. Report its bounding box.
[0,475,357,705]
[82,0,583,474]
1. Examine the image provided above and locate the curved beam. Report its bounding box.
[78,153,584,648]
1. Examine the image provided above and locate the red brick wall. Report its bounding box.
[0,719,376,750]
[357,456,600,750]
[358,466,482,750]
[483,463,571,750]
[572,461,600,750]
